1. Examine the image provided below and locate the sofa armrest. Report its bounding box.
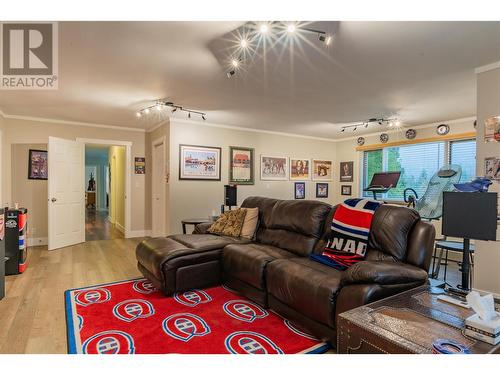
[193,222,213,234]
[341,261,428,286]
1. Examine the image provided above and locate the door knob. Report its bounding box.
[51,198,57,202]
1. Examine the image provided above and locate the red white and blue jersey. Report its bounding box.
[312,198,382,270]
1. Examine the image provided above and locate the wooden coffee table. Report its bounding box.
[337,285,500,354]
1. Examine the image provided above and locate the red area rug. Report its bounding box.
[65,278,329,354]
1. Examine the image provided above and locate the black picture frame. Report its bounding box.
[229,146,254,185]
[340,161,354,182]
[341,185,352,196]
[28,149,48,180]
[179,144,222,181]
[294,182,306,199]
[316,183,329,198]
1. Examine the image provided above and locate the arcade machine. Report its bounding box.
[4,208,28,276]
[363,171,401,201]
[0,208,5,300]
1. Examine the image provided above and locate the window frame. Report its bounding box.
[360,138,476,202]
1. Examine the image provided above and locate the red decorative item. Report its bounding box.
[65,279,329,354]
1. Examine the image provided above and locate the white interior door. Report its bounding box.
[152,140,166,237]
[48,137,85,250]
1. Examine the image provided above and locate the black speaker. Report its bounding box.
[224,185,237,207]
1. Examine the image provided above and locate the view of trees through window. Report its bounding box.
[363,139,476,200]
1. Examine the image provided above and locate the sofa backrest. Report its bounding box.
[241,196,332,256]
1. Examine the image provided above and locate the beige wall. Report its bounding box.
[11,144,48,244]
[168,119,337,234]
[1,116,148,235]
[474,66,500,295]
[108,146,126,230]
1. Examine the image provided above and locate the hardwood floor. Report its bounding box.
[85,209,124,241]
[0,238,144,354]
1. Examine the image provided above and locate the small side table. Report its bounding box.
[181,218,210,234]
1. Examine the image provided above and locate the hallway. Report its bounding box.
[85,209,124,241]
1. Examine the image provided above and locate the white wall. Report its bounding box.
[168,119,337,234]
[474,65,500,296]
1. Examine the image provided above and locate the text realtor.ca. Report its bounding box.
[0,22,59,90]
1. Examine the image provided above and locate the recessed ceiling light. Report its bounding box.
[260,24,269,34]
[287,24,296,33]
[240,39,248,48]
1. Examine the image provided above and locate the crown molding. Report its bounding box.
[475,60,500,74]
[1,112,147,133]
[336,116,476,142]
[170,117,339,143]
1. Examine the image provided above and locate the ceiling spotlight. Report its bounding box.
[341,128,345,132]
[260,23,269,34]
[287,24,296,33]
[378,121,383,125]
[231,59,239,68]
[136,112,142,118]
[172,107,177,113]
[188,112,191,119]
[202,115,206,121]
[240,39,248,48]
[365,123,369,128]
[394,120,401,127]
[388,122,393,127]
[318,34,332,45]
[227,70,235,78]
[156,104,162,111]
[144,108,150,114]
[353,127,357,131]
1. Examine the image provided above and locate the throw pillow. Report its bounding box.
[221,209,247,237]
[208,209,247,237]
[239,207,259,239]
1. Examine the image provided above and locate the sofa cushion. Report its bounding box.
[222,243,296,290]
[266,258,342,327]
[241,196,331,256]
[168,234,250,251]
[208,209,247,237]
[367,205,420,260]
[240,207,259,239]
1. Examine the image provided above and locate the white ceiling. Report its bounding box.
[1,21,499,139]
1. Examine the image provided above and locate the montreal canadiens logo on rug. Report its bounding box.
[223,300,268,322]
[132,280,156,294]
[162,313,211,342]
[284,320,318,340]
[82,330,135,354]
[113,299,155,322]
[225,331,283,354]
[77,315,84,331]
[174,289,212,307]
[74,288,111,307]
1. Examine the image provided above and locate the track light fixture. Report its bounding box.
[136,100,207,121]
[340,118,400,133]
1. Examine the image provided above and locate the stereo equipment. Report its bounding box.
[224,185,237,209]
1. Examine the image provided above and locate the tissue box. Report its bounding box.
[464,312,500,345]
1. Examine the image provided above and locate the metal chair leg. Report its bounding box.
[432,246,444,279]
[443,249,449,285]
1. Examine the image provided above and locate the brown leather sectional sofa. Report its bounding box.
[136,196,435,343]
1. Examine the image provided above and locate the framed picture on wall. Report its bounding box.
[134,157,146,174]
[484,116,500,143]
[485,157,500,180]
[294,182,305,199]
[260,155,288,180]
[290,158,311,180]
[316,183,329,198]
[28,149,48,180]
[179,144,221,180]
[312,159,333,181]
[341,185,352,196]
[340,161,354,182]
[229,146,254,185]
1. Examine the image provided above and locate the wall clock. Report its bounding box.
[436,124,449,136]
[405,129,417,140]
[380,133,389,143]
[357,137,365,146]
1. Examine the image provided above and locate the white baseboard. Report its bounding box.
[115,222,125,234]
[125,229,151,238]
[28,237,48,246]
[107,216,114,224]
[472,287,500,299]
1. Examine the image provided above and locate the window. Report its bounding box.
[362,139,476,200]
